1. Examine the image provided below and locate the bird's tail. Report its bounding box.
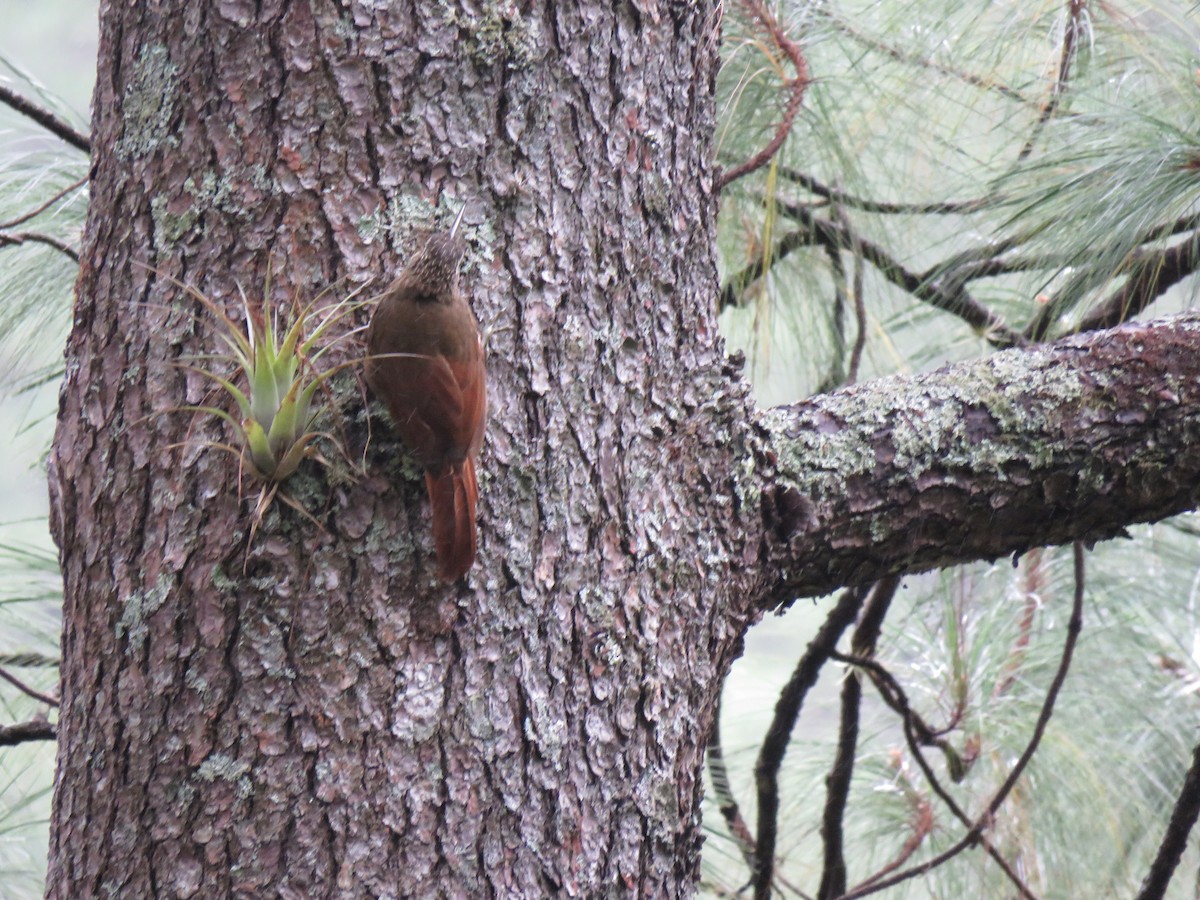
[425,459,478,581]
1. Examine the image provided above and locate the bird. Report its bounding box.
[366,207,487,581]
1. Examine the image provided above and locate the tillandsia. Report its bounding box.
[157,266,371,529]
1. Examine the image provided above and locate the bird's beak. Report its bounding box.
[449,204,467,239]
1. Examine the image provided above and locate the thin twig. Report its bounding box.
[818,11,1034,107]
[0,83,90,153]
[751,585,872,900]
[829,202,866,387]
[1073,233,1200,336]
[0,173,88,229]
[0,719,56,747]
[837,654,946,751]
[720,219,818,312]
[835,543,1085,899]
[787,200,1023,346]
[707,695,758,868]
[778,167,992,216]
[816,580,898,898]
[722,199,1025,347]
[0,662,58,708]
[832,652,1038,900]
[0,666,58,707]
[717,0,809,191]
[1024,230,1200,340]
[0,652,59,668]
[819,239,849,391]
[1134,741,1200,899]
[1016,0,1087,162]
[819,661,860,899]
[0,230,80,261]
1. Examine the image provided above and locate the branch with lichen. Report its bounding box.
[754,312,1200,601]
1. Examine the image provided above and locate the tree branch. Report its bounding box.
[758,313,1200,601]
[0,666,59,706]
[834,651,1037,899]
[0,174,88,230]
[780,201,1022,344]
[706,695,758,869]
[0,229,80,261]
[752,584,872,898]
[716,0,809,191]
[721,200,1025,347]
[1073,233,1200,336]
[835,542,1085,899]
[1016,0,1087,162]
[1135,740,1200,900]
[816,580,897,899]
[0,83,91,153]
[778,166,991,216]
[0,719,56,747]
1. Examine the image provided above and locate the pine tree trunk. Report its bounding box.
[47,1,753,896]
[45,1,1200,897]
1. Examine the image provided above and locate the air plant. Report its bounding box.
[164,268,370,532]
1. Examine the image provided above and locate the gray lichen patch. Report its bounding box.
[116,45,181,160]
[760,343,1092,508]
[195,753,254,799]
[151,166,273,247]
[450,0,545,69]
[758,402,875,506]
[117,572,175,651]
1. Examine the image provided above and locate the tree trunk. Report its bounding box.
[47,1,753,896]
[44,1,1200,898]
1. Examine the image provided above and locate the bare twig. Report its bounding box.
[717,0,809,191]
[0,719,56,747]
[819,660,860,899]
[816,579,898,899]
[829,203,866,387]
[0,666,59,706]
[0,173,88,229]
[0,652,58,668]
[1016,0,1088,162]
[1024,231,1200,340]
[1135,741,1200,899]
[707,695,758,868]
[819,239,849,391]
[0,83,90,153]
[833,652,1038,900]
[835,543,1085,900]
[751,585,872,900]
[722,199,1026,347]
[1073,233,1200,336]
[818,11,1033,107]
[0,230,80,262]
[778,167,992,216]
[720,219,819,312]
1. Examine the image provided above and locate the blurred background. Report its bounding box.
[0,3,94,896]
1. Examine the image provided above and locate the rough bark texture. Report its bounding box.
[44,1,1200,898]
[759,314,1200,600]
[48,0,753,896]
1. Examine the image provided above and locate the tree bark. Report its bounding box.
[759,313,1200,600]
[44,2,1200,899]
[48,1,752,896]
